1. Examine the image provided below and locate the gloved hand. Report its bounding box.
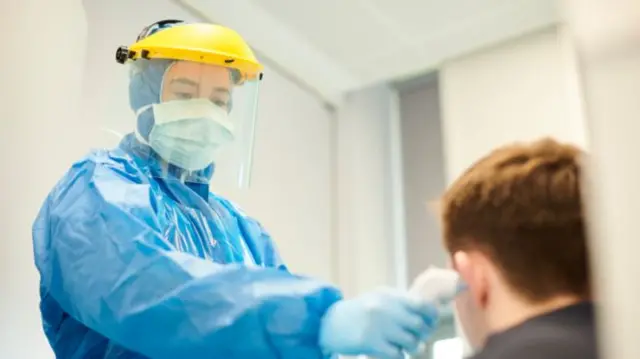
[318,288,439,359]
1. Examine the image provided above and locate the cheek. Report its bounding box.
[455,292,488,349]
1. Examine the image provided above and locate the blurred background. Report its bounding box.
[1,0,638,358]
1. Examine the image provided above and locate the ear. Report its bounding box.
[452,250,489,309]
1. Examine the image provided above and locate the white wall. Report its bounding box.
[335,85,407,298]
[563,1,640,358]
[0,1,88,357]
[440,27,588,182]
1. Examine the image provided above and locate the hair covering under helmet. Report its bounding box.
[129,59,172,143]
[117,19,263,188]
[127,20,184,143]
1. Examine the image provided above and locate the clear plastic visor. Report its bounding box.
[128,60,261,188]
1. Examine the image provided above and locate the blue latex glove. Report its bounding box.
[319,288,439,358]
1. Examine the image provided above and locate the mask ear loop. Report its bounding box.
[134,105,153,145]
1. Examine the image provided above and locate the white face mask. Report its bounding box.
[140,98,235,171]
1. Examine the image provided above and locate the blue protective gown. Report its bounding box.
[32,134,342,359]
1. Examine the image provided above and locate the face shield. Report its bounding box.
[129,60,261,188]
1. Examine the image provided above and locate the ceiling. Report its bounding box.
[177,0,559,105]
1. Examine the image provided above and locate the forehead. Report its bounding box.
[164,61,232,86]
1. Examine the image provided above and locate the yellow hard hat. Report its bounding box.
[116,20,263,81]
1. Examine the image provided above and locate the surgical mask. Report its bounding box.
[139,99,235,171]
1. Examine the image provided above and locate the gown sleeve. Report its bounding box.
[32,156,343,359]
